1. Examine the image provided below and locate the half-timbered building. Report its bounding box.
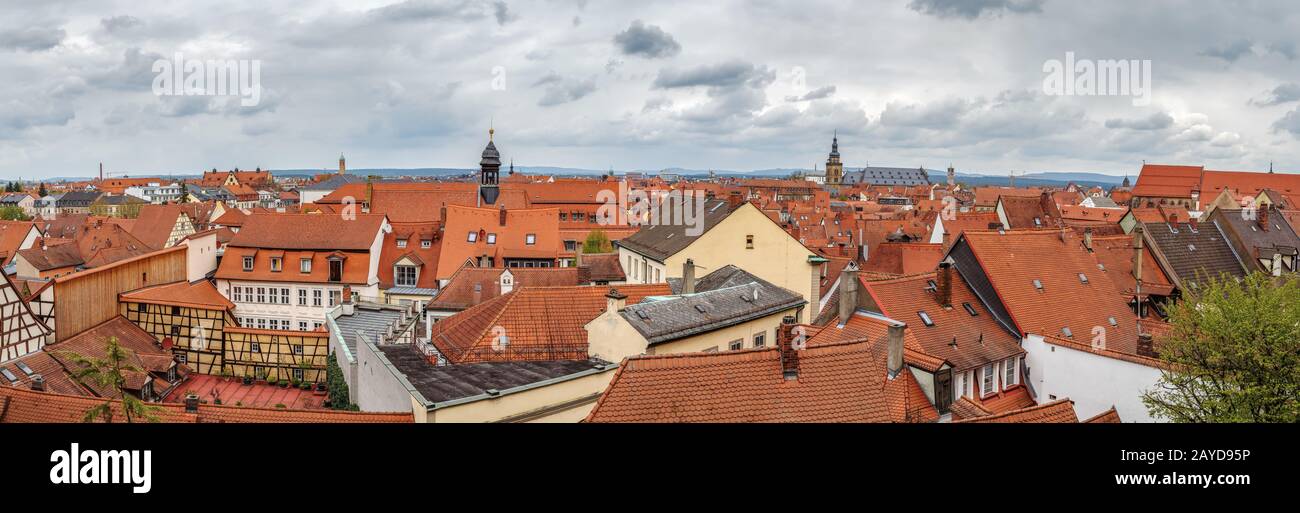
[119,280,236,375]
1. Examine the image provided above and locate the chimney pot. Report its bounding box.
[605,288,627,313]
[184,393,200,413]
[837,263,859,324]
[1136,333,1155,358]
[30,374,45,391]
[1258,207,1270,232]
[887,323,905,378]
[778,316,800,379]
[682,259,696,294]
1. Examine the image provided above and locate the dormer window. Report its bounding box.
[487,233,497,244]
[270,257,282,272]
[395,265,417,287]
[328,259,342,282]
[421,240,432,248]
[242,256,253,271]
[525,234,536,245]
[396,239,407,248]
[300,258,312,273]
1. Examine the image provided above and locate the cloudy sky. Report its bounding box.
[2,0,1300,179]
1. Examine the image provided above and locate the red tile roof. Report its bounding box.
[119,280,235,310]
[959,230,1141,355]
[435,205,561,280]
[585,338,938,423]
[378,221,441,290]
[228,213,386,251]
[1131,164,1204,199]
[216,246,372,285]
[130,204,190,249]
[953,398,1080,423]
[1083,406,1122,423]
[429,284,670,363]
[429,265,587,311]
[44,316,174,398]
[165,374,325,409]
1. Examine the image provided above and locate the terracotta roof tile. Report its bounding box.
[119,280,235,310]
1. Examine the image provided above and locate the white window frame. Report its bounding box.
[467,231,478,242]
[396,239,407,248]
[298,289,308,306]
[981,363,995,396]
[1004,356,1018,387]
[395,265,418,287]
[312,289,323,307]
[242,256,253,271]
[300,258,312,273]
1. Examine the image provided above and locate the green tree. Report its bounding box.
[0,206,29,221]
[38,182,47,197]
[1142,272,1300,422]
[583,229,613,254]
[325,353,358,411]
[58,337,164,423]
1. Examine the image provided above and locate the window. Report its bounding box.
[956,372,967,399]
[1004,357,1018,387]
[300,258,312,273]
[292,344,303,355]
[396,266,417,287]
[298,289,308,306]
[467,231,478,242]
[962,302,978,316]
[917,311,934,327]
[421,240,432,248]
[328,290,341,307]
[729,339,743,351]
[313,322,323,330]
[233,286,243,303]
[242,256,253,271]
[526,234,536,245]
[256,318,266,329]
[280,288,290,304]
[176,353,187,365]
[487,233,497,244]
[753,332,766,347]
[255,287,265,303]
[396,239,407,248]
[1078,273,1089,284]
[1032,279,1043,291]
[746,235,754,249]
[292,368,304,381]
[981,364,995,395]
[559,212,568,221]
[328,259,343,282]
[270,257,282,272]
[251,342,261,353]
[298,321,308,331]
[312,289,323,307]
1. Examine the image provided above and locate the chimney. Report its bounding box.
[30,374,45,392]
[575,242,584,268]
[499,205,507,226]
[365,177,374,208]
[1168,212,1179,225]
[342,285,353,304]
[605,288,627,313]
[936,258,953,308]
[439,203,447,223]
[1189,215,1199,231]
[778,315,800,380]
[682,258,696,294]
[1083,228,1094,252]
[184,393,200,413]
[727,191,743,210]
[887,323,905,378]
[1136,333,1155,358]
[1258,206,1270,232]
[837,263,859,324]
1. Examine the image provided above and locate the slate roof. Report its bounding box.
[377,344,610,406]
[1142,220,1247,289]
[621,278,806,345]
[1208,207,1300,271]
[613,198,737,262]
[300,173,367,191]
[843,167,932,186]
[334,303,406,355]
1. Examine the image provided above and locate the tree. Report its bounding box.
[0,206,29,221]
[325,353,358,411]
[58,337,164,423]
[583,229,613,254]
[38,182,47,197]
[1142,272,1300,422]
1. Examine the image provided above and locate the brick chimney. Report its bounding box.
[439,203,447,224]
[1258,206,1270,232]
[1083,227,1094,252]
[575,242,584,268]
[1168,212,1179,225]
[342,285,353,304]
[184,393,200,413]
[887,322,905,378]
[936,258,953,308]
[727,190,743,210]
[778,315,800,380]
[837,262,859,325]
[682,258,696,295]
[1136,333,1155,358]
[499,205,507,226]
[605,288,627,313]
[30,374,44,392]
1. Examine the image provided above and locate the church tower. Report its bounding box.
[339,154,346,175]
[479,128,501,205]
[825,132,843,185]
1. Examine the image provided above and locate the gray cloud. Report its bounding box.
[1251,83,1300,106]
[1105,111,1175,130]
[533,73,597,107]
[907,0,1045,20]
[653,60,773,90]
[1201,39,1255,62]
[613,20,681,59]
[493,1,515,25]
[1272,107,1300,137]
[0,99,75,138]
[785,85,836,102]
[101,15,143,33]
[0,25,66,52]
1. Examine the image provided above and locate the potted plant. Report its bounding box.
[242,376,253,385]
[315,382,327,392]
[278,379,289,389]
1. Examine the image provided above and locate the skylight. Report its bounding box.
[0,368,16,383]
[1032,279,1043,291]
[15,362,33,376]
[918,311,934,327]
[1061,326,1073,338]
[962,302,978,316]
[1108,317,1118,327]
[1078,273,1089,284]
